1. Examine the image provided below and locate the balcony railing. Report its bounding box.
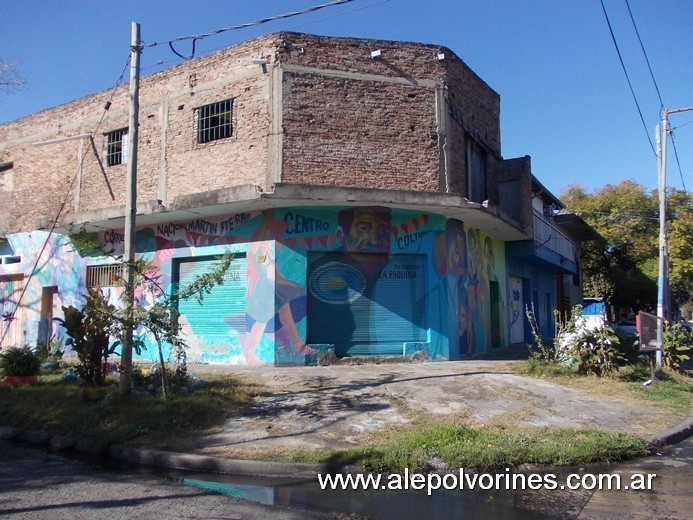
[533,210,576,261]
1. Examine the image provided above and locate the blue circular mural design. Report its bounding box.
[309,261,366,304]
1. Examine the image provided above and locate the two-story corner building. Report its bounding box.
[0,32,596,365]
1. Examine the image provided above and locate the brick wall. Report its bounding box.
[0,31,504,234]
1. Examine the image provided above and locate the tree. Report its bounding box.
[67,231,233,397]
[560,181,693,314]
[667,189,693,315]
[0,57,26,94]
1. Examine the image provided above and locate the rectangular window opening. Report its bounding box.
[197,98,234,144]
[104,128,128,167]
[466,137,487,204]
[86,264,125,288]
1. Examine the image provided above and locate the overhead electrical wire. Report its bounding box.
[625,0,687,192]
[145,0,360,59]
[599,0,656,156]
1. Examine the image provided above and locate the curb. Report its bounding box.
[3,420,692,478]
[0,425,351,478]
[647,417,693,449]
[108,445,353,478]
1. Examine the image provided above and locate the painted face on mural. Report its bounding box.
[341,208,392,254]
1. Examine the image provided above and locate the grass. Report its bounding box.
[279,420,648,472]
[513,358,693,418]
[0,371,267,450]
[0,361,679,473]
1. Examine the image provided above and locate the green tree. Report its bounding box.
[561,181,675,313]
[667,189,693,314]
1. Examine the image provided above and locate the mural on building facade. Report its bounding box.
[0,208,506,365]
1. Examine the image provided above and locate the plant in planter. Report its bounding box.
[0,346,41,386]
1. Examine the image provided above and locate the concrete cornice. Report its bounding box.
[50,182,529,241]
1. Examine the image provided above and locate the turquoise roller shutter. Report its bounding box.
[176,255,246,349]
[307,253,427,357]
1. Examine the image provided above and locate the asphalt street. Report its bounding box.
[0,439,334,520]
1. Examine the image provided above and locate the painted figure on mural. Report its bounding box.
[245,211,312,365]
[440,218,473,358]
[467,228,486,353]
[307,206,393,355]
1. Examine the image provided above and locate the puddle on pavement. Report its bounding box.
[172,471,568,519]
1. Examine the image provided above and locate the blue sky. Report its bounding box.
[1,0,691,197]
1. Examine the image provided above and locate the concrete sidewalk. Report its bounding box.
[187,359,687,456]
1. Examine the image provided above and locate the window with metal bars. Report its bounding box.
[86,264,125,288]
[196,99,233,144]
[104,128,128,166]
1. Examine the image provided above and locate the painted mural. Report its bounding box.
[0,207,507,366]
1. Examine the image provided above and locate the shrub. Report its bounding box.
[55,288,119,386]
[663,322,692,372]
[0,346,41,377]
[563,326,624,377]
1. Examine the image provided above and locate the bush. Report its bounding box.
[562,326,624,377]
[55,288,119,387]
[0,346,41,377]
[663,322,692,372]
[527,304,624,377]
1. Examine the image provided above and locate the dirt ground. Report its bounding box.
[188,359,668,456]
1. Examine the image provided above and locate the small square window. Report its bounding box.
[104,128,128,166]
[196,99,233,144]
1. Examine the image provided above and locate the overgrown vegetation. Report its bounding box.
[55,288,118,387]
[0,372,267,447]
[526,304,624,377]
[286,421,648,472]
[61,231,234,396]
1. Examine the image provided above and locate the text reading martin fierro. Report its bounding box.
[318,469,656,496]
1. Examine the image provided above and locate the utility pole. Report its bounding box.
[119,21,141,396]
[655,105,693,369]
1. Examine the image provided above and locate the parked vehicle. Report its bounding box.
[614,319,638,338]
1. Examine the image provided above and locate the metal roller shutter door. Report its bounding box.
[307,252,427,357]
[176,255,246,348]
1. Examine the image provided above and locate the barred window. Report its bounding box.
[104,128,128,166]
[86,264,125,288]
[196,99,233,144]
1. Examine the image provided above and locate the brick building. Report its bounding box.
[0,32,595,365]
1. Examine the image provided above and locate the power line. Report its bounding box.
[668,130,687,192]
[624,0,664,109]
[145,0,360,59]
[599,0,657,156]
[625,0,687,192]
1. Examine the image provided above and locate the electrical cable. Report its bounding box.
[0,54,131,347]
[599,0,656,157]
[145,0,359,58]
[668,131,687,192]
[624,0,664,110]
[625,0,687,192]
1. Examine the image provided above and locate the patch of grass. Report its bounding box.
[513,358,692,416]
[0,373,266,448]
[514,356,576,378]
[282,421,648,472]
[620,367,693,416]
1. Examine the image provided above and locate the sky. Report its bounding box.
[1,0,691,197]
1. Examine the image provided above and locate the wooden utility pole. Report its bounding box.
[119,22,140,396]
